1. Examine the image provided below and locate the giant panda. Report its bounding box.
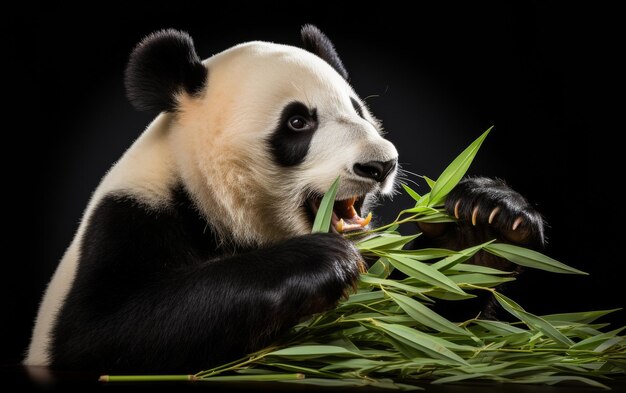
[25,25,544,373]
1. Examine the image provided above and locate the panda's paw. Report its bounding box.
[284,233,365,317]
[443,177,545,248]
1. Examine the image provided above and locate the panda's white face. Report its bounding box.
[170,41,398,246]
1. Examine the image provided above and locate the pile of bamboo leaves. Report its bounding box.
[105,128,626,389]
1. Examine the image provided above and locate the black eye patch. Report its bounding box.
[350,97,365,119]
[268,102,318,167]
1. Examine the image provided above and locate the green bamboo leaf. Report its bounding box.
[513,375,610,390]
[570,326,626,350]
[267,345,358,359]
[396,206,439,215]
[312,177,340,233]
[594,336,625,352]
[423,176,436,189]
[401,183,422,202]
[494,292,574,347]
[432,373,489,384]
[450,273,515,287]
[429,127,492,205]
[485,243,587,275]
[431,240,495,271]
[541,309,621,324]
[413,211,456,223]
[341,290,386,305]
[357,234,419,251]
[320,359,386,372]
[372,322,469,365]
[449,264,512,275]
[384,254,467,295]
[415,192,431,207]
[382,248,454,261]
[426,289,477,301]
[471,319,528,335]
[366,257,393,278]
[387,292,471,336]
[360,275,432,301]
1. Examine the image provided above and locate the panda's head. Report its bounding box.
[125,26,398,246]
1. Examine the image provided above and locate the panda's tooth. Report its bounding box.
[336,219,344,232]
[360,212,372,227]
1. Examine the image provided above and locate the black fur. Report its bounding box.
[124,29,207,112]
[268,101,319,167]
[301,25,348,80]
[50,186,362,373]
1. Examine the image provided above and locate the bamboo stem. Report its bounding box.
[99,375,195,382]
[197,373,305,382]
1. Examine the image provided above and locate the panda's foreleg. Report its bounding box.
[52,227,362,372]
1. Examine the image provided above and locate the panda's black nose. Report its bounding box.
[353,159,397,183]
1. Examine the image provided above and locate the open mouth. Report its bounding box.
[307,196,372,233]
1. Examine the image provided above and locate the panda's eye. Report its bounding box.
[287,115,309,131]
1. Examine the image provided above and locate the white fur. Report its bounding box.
[172,41,398,246]
[25,114,176,365]
[25,40,397,365]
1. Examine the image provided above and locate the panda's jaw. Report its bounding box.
[306,196,370,233]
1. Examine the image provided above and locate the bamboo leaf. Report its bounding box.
[401,183,422,202]
[513,375,610,390]
[541,309,621,324]
[570,326,626,350]
[312,177,340,233]
[432,373,489,384]
[494,292,574,347]
[383,248,454,261]
[432,240,495,271]
[385,254,467,295]
[360,275,432,301]
[449,264,513,275]
[429,127,492,205]
[450,273,516,287]
[341,291,386,305]
[267,345,359,359]
[357,234,419,251]
[485,243,587,275]
[471,319,528,335]
[387,292,471,336]
[423,176,436,189]
[372,322,470,365]
[366,257,393,278]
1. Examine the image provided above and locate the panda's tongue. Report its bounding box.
[330,197,372,233]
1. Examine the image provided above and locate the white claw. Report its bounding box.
[471,206,479,226]
[512,217,523,231]
[454,200,461,219]
[488,207,501,224]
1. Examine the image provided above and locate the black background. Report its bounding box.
[4,1,624,374]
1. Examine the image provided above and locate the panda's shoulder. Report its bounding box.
[81,185,220,263]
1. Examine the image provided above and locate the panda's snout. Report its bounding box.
[353,159,397,183]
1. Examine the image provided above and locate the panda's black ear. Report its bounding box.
[300,24,348,80]
[124,29,208,112]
